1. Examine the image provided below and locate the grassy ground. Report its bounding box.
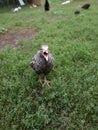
[0,0,98,129]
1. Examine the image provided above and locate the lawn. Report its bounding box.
[0,0,98,129]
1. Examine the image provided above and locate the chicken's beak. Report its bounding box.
[45,55,48,61]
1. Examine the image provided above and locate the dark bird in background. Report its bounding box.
[82,3,90,10]
[74,10,80,15]
[74,3,90,15]
[30,45,54,86]
[44,0,50,11]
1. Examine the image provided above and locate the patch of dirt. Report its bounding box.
[0,27,38,49]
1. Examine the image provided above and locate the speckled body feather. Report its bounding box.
[30,51,54,75]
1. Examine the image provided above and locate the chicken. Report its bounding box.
[82,3,90,10]
[44,0,50,11]
[30,45,54,85]
[74,10,80,15]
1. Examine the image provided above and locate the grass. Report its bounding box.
[0,0,98,129]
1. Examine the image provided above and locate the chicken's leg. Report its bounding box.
[38,75,42,84]
[43,75,50,86]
